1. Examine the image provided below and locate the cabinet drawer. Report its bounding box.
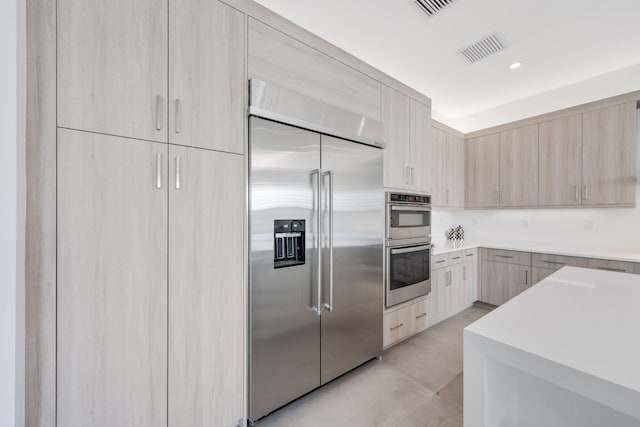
[531,253,589,270]
[587,258,636,274]
[463,248,478,261]
[383,307,411,347]
[432,253,449,269]
[483,248,531,266]
[409,298,432,332]
[448,251,464,265]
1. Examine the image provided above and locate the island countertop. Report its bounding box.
[464,266,640,426]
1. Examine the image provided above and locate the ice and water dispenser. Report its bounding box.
[273,220,305,268]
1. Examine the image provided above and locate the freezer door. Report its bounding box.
[249,117,322,421]
[320,135,384,384]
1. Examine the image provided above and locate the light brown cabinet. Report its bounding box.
[57,130,169,427]
[433,249,477,321]
[383,296,434,348]
[58,0,246,152]
[539,114,582,206]
[169,0,245,153]
[582,102,637,206]
[499,124,539,207]
[480,260,531,306]
[532,266,556,284]
[58,0,169,142]
[383,85,432,193]
[433,127,464,208]
[466,133,500,208]
[57,130,245,427]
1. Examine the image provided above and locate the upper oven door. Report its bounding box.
[387,204,431,240]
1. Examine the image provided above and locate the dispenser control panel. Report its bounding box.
[274,220,305,268]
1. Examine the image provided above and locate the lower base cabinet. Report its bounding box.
[383,297,434,347]
[434,250,478,322]
[480,260,531,306]
[57,129,244,427]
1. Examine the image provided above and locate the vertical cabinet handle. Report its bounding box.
[175,155,181,189]
[155,153,162,189]
[323,171,335,312]
[411,167,414,185]
[405,166,410,185]
[584,185,589,201]
[500,190,504,204]
[574,185,579,201]
[524,269,528,285]
[174,99,182,134]
[463,266,466,281]
[446,189,449,205]
[155,95,163,131]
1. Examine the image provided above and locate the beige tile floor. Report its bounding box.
[253,306,490,427]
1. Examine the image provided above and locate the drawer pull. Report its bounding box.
[466,253,474,257]
[415,313,427,319]
[543,260,565,265]
[452,256,461,260]
[596,267,626,272]
[390,323,404,331]
[495,255,513,259]
[436,260,445,263]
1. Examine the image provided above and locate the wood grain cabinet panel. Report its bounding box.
[466,134,500,208]
[451,134,466,208]
[433,129,464,207]
[248,18,381,121]
[410,99,432,194]
[582,102,637,206]
[169,0,245,153]
[431,127,447,205]
[532,266,556,285]
[57,0,168,142]
[499,124,539,207]
[57,129,168,427]
[539,114,582,206]
[480,261,530,306]
[383,85,411,190]
[168,146,244,427]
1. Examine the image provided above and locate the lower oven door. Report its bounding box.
[386,243,431,308]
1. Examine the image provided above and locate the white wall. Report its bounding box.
[1,0,26,425]
[434,109,640,253]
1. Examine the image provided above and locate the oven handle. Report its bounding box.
[390,205,431,212]
[390,245,431,255]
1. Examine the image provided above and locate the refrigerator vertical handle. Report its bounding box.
[323,171,335,312]
[312,169,323,316]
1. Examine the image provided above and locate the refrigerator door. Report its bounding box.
[320,135,384,384]
[249,117,322,421]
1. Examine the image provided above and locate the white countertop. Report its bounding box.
[467,266,640,394]
[431,239,640,263]
[463,266,640,424]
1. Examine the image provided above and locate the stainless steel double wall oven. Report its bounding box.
[385,192,432,308]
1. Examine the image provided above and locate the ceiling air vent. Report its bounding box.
[415,0,456,17]
[459,33,505,64]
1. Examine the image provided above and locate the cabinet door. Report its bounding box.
[409,298,433,332]
[383,86,411,190]
[499,124,539,207]
[466,134,500,208]
[532,266,556,285]
[169,0,245,153]
[410,99,432,193]
[449,265,463,314]
[539,114,582,206]
[433,268,448,321]
[505,265,532,301]
[481,261,528,306]
[450,134,466,208]
[582,102,637,205]
[57,129,168,427]
[431,127,448,206]
[168,146,244,426]
[461,260,477,306]
[383,308,411,347]
[58,0,168,142]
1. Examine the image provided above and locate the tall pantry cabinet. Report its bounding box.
[56,0,246,426]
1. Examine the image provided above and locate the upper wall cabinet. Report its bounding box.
[432,127,464,208]
[582,102,637,206]
[466,133,500,208]
[58,0,169,142]
[58,0,246,152]
[539,114,582,206]
[382,85,432,194]
[248,19,381,121]
[499,124,539,207]
[169,0,245,153]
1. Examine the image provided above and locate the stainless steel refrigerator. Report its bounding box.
[248,81,384,423]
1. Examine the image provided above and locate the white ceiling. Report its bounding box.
[252,0,640,132]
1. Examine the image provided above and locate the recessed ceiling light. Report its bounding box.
[509,62,522,70]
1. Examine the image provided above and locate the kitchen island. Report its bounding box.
[464,267,640,427]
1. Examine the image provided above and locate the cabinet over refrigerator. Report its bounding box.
[248,79,385,423]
